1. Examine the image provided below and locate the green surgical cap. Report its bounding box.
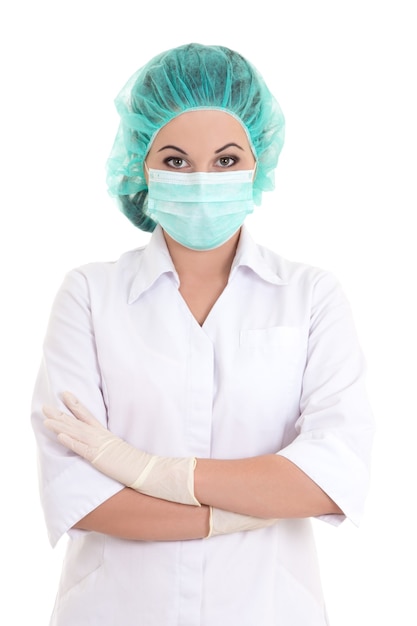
[106,43,285,231]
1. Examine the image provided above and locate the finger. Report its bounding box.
[43,405,69,421]
[44,417,62,435]
[57,433,96,461]
[43,406,80,433]
[44,416,82,437]
[61,392,101,426]
[45,415,101,447]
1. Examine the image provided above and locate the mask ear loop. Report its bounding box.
[143,161,150,184]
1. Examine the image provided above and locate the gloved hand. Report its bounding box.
[207,507,278,538]
[43,392,200,506]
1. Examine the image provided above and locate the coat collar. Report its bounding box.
[128,225,287,304]
[128,226,179,304]
[230,226,288,286]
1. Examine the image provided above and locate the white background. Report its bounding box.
[1,1,416,624]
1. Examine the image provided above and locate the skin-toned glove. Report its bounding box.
[208,507,278,538]
[43,392,280,537]
[43,392,200,506]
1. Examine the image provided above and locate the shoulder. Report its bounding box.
[54,246,148,303]
[256,241,338,286]
[254,242,350,315]
[66,246,145,283]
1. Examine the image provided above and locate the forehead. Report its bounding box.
[149,109,253,152]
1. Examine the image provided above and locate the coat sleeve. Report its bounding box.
[277,271,375,527]
[31,268,124,547]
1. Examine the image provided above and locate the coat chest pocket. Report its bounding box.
[240,326,302,352]
[239,326,303,388]
[235,326,304,426]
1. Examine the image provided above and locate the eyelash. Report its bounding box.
[164,157,188,169]
[163,155,239,169]
[216,156,239,168]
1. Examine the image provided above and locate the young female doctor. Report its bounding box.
[32,43,374,626]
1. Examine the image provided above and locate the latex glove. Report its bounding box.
[43,392,199,506]
[208,507,279,538]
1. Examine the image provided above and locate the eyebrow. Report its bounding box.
[157,145,188,155]
[157,142,245,155]
[215,143,244,153]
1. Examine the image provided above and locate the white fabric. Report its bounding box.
[31,224,374,626]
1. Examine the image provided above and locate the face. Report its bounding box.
[145,109,256,175]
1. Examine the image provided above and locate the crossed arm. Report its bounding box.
[44,393,342,541]
[74,459,340,541]
[72,488,211,541]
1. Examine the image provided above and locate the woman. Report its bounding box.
[32,43,374,625]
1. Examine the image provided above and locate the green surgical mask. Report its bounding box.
[145,168,255,250]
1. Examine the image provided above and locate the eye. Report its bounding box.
[165,157,189,169]
[216,156,238,168]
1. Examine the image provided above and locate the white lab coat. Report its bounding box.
[31,225,374,625]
